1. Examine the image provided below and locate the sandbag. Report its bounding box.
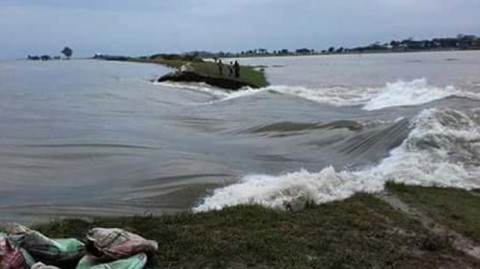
[76,253,148,269]
[31,262,61,269]
[85,228,157,261]
[0,234,35,269]
[4,224,84,266]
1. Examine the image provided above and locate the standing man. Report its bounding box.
[229,62,234,77]
[218,59,224,76]
[234,60,240,78]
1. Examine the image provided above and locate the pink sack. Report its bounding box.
[85,228,158,261]
[0,238,30,269]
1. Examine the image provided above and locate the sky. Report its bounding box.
[0,0,479,59]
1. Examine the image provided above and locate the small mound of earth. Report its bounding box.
[157,71,259,90]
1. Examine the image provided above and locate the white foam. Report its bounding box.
[194,108,480,212]
[222,88,267,101]
[363,78,457,110]
[266,85,371,106]
[156,81,267,102]
[157,78,480,109]
[267,78,480,110]
[155,82,229,98]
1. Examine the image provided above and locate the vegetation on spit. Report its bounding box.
[95,53,269,89]
[25,184,480,269]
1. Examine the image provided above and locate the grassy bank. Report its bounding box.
[389,183,480,243]
[132,56,269,89]
[30,185,480,269]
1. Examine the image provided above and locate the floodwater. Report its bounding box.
[1,51,480,223]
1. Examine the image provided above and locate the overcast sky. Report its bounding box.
[1,0,479,59]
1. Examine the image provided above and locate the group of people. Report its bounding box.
[216,59,240,78]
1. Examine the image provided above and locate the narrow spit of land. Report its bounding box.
[17,184,480,269]
[96,54,269,90]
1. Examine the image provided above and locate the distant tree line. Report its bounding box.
[237,47,315,56]
[93,54,130,61]
[175,48,316,59]
[147,53,203,62]
[184,34,479,58]
[324,34,480,54]
[91,33,480,63]
[27,47,73,61]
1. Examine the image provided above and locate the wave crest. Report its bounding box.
[363,78,457,110]
[158,78,480,110]
[267,78,476,110]
[194,108,480,212]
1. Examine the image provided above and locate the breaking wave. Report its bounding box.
[266,85,370,106]
[222,88,267,101]
[159,78,480,110]
[156,82,229,98]
[194,108,480,212]
[267,78,479,110]
[156,81,266,102]
[363,78,458,110]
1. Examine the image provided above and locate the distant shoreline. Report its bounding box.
[203,34,480,59]
[222,47,480,59]
[2,47,478,62]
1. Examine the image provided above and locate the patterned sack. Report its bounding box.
[85,228,157,261]
[5,224,85,267]
[76,253,148,269]
[0,234,35,269]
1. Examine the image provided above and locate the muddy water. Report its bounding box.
[1,51,480,222]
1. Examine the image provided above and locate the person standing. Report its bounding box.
[218,59,224,76]
[234,60,240,78]
[229,61,234,77]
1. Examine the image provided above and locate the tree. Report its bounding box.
[295,48,311,54]
[61,47,73,59]
[390,40,400,47]
[328,47,335,53]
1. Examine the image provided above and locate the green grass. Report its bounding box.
[134,57,269,88]
[31,192,478,269]
[192,62,268,88]
[388,183,480,243]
